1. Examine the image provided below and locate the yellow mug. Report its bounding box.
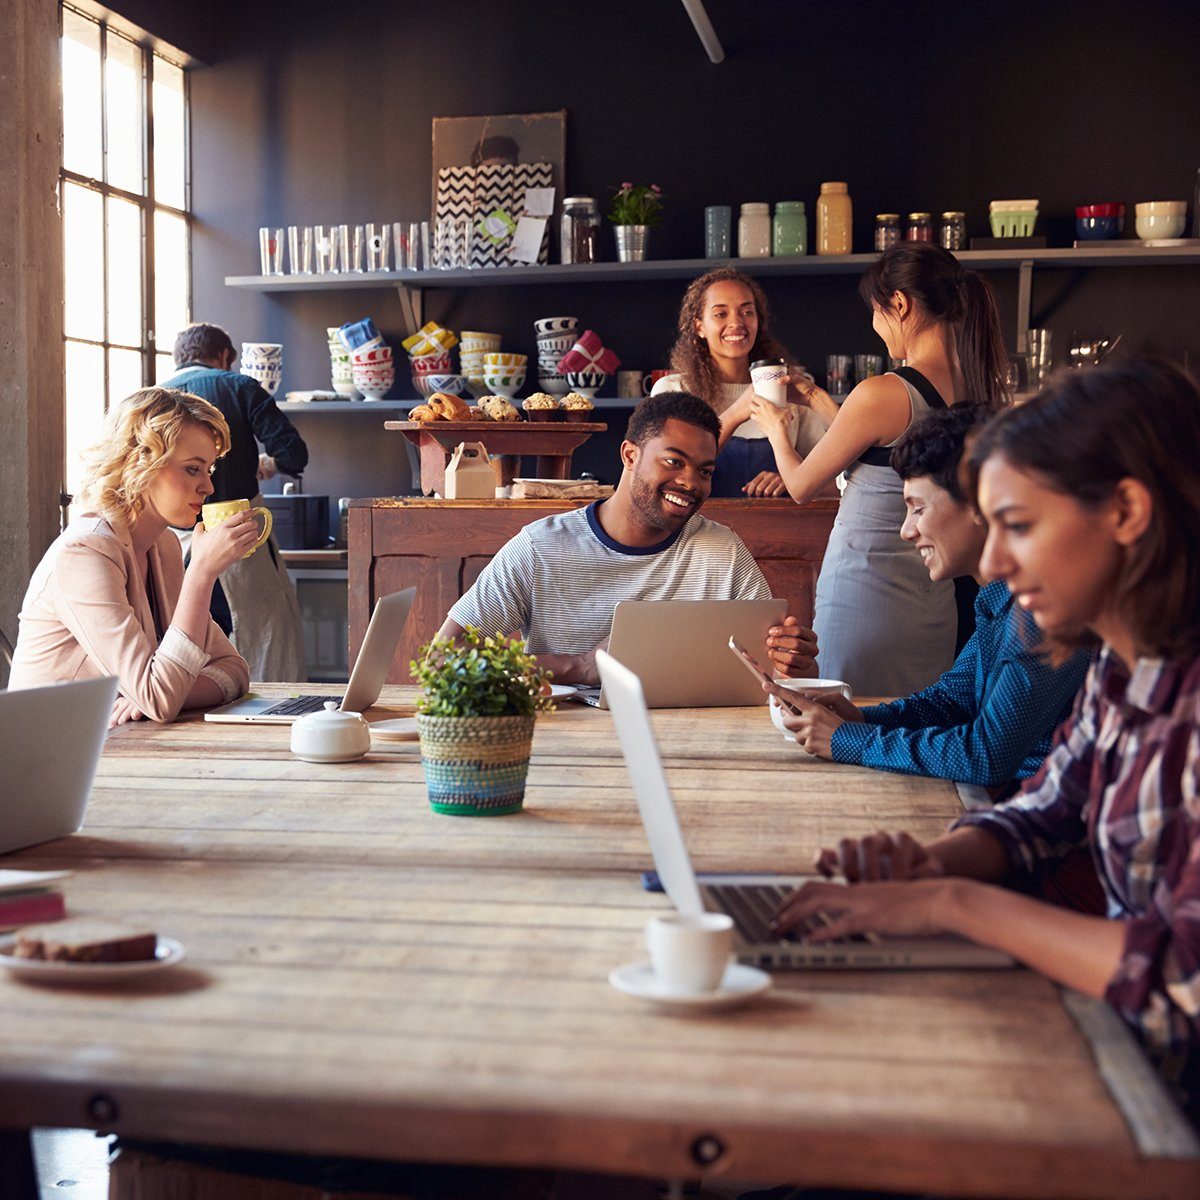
[200,498,273,559]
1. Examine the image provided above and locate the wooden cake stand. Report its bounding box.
[384,420,607,496]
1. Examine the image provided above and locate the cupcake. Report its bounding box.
[559,392,595,423]
[522,392,561,421]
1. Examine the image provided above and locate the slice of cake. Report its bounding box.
[14,918,158,963]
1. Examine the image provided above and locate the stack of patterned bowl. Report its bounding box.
[403,321,463,399]
[327,327,357,397]
[338,319,394,401]
[534,317,578,394]
[483,352,527,399]
[459,331,502,398]
[241,342,283,397]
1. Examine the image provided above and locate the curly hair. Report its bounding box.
[667,269,794,410]
[625,391,721,447]
[77,387,231,527]
[890,403,994,502]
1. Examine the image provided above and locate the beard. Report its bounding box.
[628,467,695,535]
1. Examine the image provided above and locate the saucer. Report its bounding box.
[608,961,771,1012]
[0,935,186,984]
[548,684,577,699]
[368,717,420,742]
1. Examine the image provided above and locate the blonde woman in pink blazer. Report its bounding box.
[10,387,256,726]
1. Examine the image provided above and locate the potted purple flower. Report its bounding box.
[608,182,664,262]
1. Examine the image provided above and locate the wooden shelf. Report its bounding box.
[277,397,637,413]
[225,244,1200,294]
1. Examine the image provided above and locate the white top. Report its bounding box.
[650,374,828,455]
[448,504,771,656]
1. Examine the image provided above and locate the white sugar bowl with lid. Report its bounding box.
[290,701,371,763]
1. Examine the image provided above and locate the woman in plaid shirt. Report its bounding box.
[772,359,1200,1107]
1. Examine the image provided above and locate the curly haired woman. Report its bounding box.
[651,267,829,497]
[10,387,253,726]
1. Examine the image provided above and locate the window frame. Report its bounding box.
[60,2,192,439]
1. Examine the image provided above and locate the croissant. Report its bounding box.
[409,404,437,422]
[428,392,470,421]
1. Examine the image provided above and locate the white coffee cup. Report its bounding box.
[645,912,733,994]
[750,357,788,408]
[769,677,853,741]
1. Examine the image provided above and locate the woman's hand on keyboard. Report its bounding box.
[769,877,954,941]
[814,830,945,883]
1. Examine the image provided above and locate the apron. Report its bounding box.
[711,437,779,498]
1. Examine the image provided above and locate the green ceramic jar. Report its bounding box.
[773,201,807,256]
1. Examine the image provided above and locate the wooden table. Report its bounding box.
[384,420,608,494]
[0,688,1196,1199]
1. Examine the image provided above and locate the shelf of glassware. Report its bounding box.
[225,244,1200,293]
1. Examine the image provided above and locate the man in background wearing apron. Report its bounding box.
[165,323,308,681]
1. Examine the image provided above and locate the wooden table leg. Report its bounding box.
[496,455,519,487]
[0,1129,38,1200]
[534,454,571,480]
[418,436,448,496]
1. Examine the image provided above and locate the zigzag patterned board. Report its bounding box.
[435,161,555,268]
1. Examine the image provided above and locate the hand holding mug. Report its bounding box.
[201,499,273,559]
[192,503,269,578]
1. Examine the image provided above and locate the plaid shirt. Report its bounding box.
[955,647,1200,1086]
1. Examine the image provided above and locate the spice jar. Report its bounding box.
[816,182,852,255]
[560,196,600,264]
[939,211,967,250]
[738,203,772,257]
[874,213,901,251]
[773,201,807,256]
[905,212,933,242]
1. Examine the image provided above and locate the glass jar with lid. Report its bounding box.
[738,203,772,257]
[939,211,967,250]
[560,196,600,264]
[773,201,807,256]
[816,182,852,255]
[874,213,901,251]
[905,212,934,242]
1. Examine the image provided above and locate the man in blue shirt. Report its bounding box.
[781,404,1088,793]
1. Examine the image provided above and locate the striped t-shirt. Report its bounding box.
[448,503,771,655]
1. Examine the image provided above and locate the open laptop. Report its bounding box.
[574,598,786,709]
[205,587,416,723]
[0,675,118,853]
[596,649,1014,971]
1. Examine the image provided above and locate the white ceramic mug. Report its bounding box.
[645,912,733,995]
[769,678,853,742]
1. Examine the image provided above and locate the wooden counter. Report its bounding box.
[348,497,839,681]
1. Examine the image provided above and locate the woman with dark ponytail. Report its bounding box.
[750,242,1010,694]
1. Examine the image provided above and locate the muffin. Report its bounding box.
[559,392,595,423]
[522,392,561,421]
[480,396,521,422]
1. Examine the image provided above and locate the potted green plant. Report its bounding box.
[608,182,664,262]
[411,627,554,816]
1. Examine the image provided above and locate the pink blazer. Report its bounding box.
[10,515,250,722]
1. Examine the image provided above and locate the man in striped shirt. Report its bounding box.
[440,392,817,685]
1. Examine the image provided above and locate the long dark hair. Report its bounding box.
[967,358,1200,660]
[859,243,1009,411]
[668,268,794,410]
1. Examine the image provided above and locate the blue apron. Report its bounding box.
[711,437,779,498]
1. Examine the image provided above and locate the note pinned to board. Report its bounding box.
[510,216,548,264]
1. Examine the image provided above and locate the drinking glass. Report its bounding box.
[270,228,284,274]
[365,223,389,272]
[258,227,281,276]
[286,226,300,274]
[336,224,350,274]
[300,226,313,274]
[459,217,474,269]
[854,353,882,381]
[1025,328,1053,384]
[313,225,332,274]
[826,354,853,395]
[350,225,365,272]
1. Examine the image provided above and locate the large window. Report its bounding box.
[60,5,190,502]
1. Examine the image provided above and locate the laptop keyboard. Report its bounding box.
[258,695,340,717]
[704,882,872,946]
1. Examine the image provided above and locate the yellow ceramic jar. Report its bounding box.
[816,182,852,256]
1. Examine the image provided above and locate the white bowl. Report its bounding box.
[768,678,853,741]
[537,375,570,395]
[1134,200,1188,216]
[1136,213,1186,239]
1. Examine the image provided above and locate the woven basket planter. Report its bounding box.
[416,713,536,816]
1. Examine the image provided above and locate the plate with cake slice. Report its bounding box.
[0,917,185,983]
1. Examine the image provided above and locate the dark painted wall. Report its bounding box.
[168,0,1200,499]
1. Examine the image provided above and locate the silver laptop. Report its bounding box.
[596,649,1014,971]
[205,587,416,723]
[575,598,786,709]
[0,675,117,854]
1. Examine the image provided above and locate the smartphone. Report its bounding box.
[727,637,806,715]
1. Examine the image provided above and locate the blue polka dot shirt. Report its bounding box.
[829,580,1089,788]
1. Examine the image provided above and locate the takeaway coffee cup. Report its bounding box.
[750,357,788,408]
[645,912,733,994]
[201,498,273,559]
